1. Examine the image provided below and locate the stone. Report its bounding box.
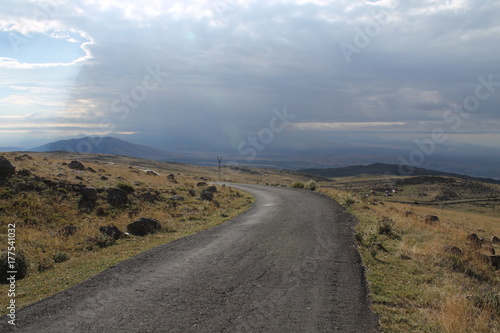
[167,174,176,182]
[188,189,196,197]
[200,190,214,201]
[443,245,464,256]
[0,156,16,178]
[99,225,124,240]
[205,185,218,193]
[146,170,160,176]
[62,225,78,237]
[17,168,32,177]
[127,217,161,236]
[107,188,128,206]
[68,161,86,170]
[492,236,500,245]
[402,211,415,218]
[196,182,207,187]
[466,233,482,249]
[424,215,439,224]
[141,192,159,203]
[490,256,500,269]
[81,187,98,202]
[1,252,28,284]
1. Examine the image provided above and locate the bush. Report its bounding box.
[377,216,395,235]
[338,193,357,206]
[1,251,29,283]
[304,180,317,191]
[53,252,70,263]
[290,182,305,189]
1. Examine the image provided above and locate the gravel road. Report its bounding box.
[1,184,378,333]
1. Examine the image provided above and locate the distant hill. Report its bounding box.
[31,136,181,161]
[300,163,500,184]
[0,147,26,152]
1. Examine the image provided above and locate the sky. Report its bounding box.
[1,0,500,157]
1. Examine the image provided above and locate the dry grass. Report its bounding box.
[321,184,500,333]
[0,152,254,314]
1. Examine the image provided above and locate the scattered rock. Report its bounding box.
[127,217,161,236]
[61,225,78,237]
[490,255,500,269]
[170,195,185,201]
[443,245,464,256]
[87,167,97,173]
[75,176,84,181]
[492,236,500,245]
[167,174,176,182]
[212,200,221,208]
[68,161,86,170]
[17,168,32,177]
[424,215,439,224]
[196,182,207,187]
[99,225,124,240]
[81,187,98,202]
[146,170,160,176]
[141,192,160,203]
[107,188,128,206]
[188,189,196,197]
[0,156,16,178]
[466,233,483,249]
[481,245,496,256]
[101,176,109,181]
[205,185,218,193]
[200,190,214,201]
[1,252,28,284]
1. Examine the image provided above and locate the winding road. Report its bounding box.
[1,184,379,333]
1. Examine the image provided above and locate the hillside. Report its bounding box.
[31,136,182,161]
[300,163,500,184]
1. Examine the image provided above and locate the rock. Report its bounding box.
[205,185,218,193]
[17,168,32,177]
[87,167,97,173]
[490,256,500,269]
[81,187,98,202]
[196,182,207,187]
[200,190,214,201]
[68,161,86,170]
[127,217,161,236]
[443,245,464,256]
[99,226,124,240]
[466,233,482,249]
[101,176,109,181]
[171,195,185,201]
[146,170,160,176]
[107,188,128,206]
[188,189,196,197]
[0,156,16,178]
[62,225,78,237]
[481,245,496,255]
[167,174,176,182]
[212,200,221,208]
[492,236,500,245]
[1,252,28,284]
[141,192,159,203]
[424,215,439,224]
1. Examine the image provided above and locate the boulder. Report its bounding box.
[188,189,196,197]
[107,188,128,206]
[200,190,214,201]
[62,225,78,237]
[167,174,176,182]
[68,161,86,170]
[127,218,161,236]
[17,168,32,177]
[196,182,207,187]
[424,215,439,224]
[146,170,160,176]
[99,225,124,240]
[141,192,160,203]
[466,233,482,249]
[492,236,500,245]
[0,156,16,178]
[81,187,98,202]
[490,256,500,269]
[205,185,218,193]
[1,252,28,284]
[443,245,464,256]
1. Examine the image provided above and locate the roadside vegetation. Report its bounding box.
[321,178,500,332]
[0,152,254,314]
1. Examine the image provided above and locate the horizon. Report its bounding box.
[1,1,500,175]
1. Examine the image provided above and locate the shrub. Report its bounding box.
[338,193,357,206]
[53,252,70,263]
[304,180,317,191]
[1,251,29,283]
[38,257,54,272]
[377,216,395,235]
[290,182,305,189]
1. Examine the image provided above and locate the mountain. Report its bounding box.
[31,136,182,161]
[0,147,27,152]
[300,163,500,184]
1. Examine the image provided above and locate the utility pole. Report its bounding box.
[216,156,223,179]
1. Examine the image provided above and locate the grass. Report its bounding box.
[321,184,500,332]
[0,152,254,314]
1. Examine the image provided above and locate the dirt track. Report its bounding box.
[1,184,378,332]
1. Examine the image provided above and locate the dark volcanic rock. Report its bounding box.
[205,186,218,193]
[0,156,16,178]
[127,218,161,236]
[68,161,86,170]
[492,236,500,245]
[107,188,128,206]
[61,225,78,237]
[81,187,98,202]
[443,245,464,256]
[200,190,214,201]
[424,215,439,224]
[1,252,28,284]
[466,233,482,249]
[167,174,176,182]
[99,225,124,240]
